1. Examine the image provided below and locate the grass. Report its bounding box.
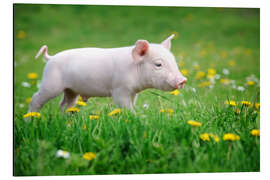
[14,4,260,175]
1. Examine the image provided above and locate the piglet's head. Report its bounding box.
[132,34,187,91]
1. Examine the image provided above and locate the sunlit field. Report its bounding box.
[14,4,260,175]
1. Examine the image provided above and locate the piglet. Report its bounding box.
[28,34,187,114]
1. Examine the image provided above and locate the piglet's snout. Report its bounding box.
[176,77,187,89]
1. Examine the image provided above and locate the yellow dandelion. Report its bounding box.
[89,115,100,120]
[181,69,188,76]
[198,81,211,88]
[250,129,260,136]
[209,133,220,142]
[178,61,185,67]
[187,120,202,127]
[225,100,237,106]
[27,73,38,80]
[241,101,252,107]
[247,81,255,86]
[17,30,26,39]
[83,152,97,161]
[160,109,173,115]
[255,103,260,109]
[160,109,165,113]
[195,71,205,80]
[25,97,32,104]
[66,107,80,113]
[220,78,230,85]
[228,60,236,67]
[200,133,210,141]
[193,64,200,70]
[76,100,86,107]
[170,89,180,96]
[199,49,207,58]
[23,112,41,118]
[235,108,241,115]
[108,108,121,116]
[207,68,216,79]
[220,51,228,59]
[223,133,240,141]
[244,49,252,56]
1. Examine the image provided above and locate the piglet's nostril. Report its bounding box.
[180,79,187,85]
[176,78,187,89]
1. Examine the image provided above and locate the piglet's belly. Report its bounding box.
[65,80,112,97]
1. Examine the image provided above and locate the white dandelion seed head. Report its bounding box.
[21,82,31,88]
[56,149,70,159]
[237,86,245,91]
[222,68,230,75]
[215,74,221,79]
[143,104,149,109]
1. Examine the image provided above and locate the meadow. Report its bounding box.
[14,4,260,175]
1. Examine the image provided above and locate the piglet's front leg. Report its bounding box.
[112,89,136,114]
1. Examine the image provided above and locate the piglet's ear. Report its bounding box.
[161,34,175,50]
[132,40,149,64]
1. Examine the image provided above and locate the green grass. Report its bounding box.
[14,4,260,175]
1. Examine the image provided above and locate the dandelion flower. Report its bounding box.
[170,89,180,96]
[66,107,80,113]
[223,133,240,141]
[207,68,216,79]
[250,129,260,136]
[198,81,211,88]
[200,133,210,141]
[76,100,86,106]
[220,51,228,59]
[225,100,236,106]
[178,61,184,67]
[108,108,121,116]
[187,120,202,127]
[89,115,100,120]
[193,63,200,70]
[228,60,236,67]
[241,101,252,107]
[235,108,241,115]
[160,109,173,115]
[209,133,220,142]
[196,71,206,80]
[199,49,207,58]
[56,150,70,159]
[255,103,260,109]
[17,30,26,39]
[181,69,188,76]
[247,81,255,86]
[25,97,32,104]
[83,152,96,161]
[23,112,41,118]
[27,73,38,80]
[220,78,230,85]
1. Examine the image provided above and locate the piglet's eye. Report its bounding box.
[155,63,162,67]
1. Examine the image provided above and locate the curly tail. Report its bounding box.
[35,45,52,61]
